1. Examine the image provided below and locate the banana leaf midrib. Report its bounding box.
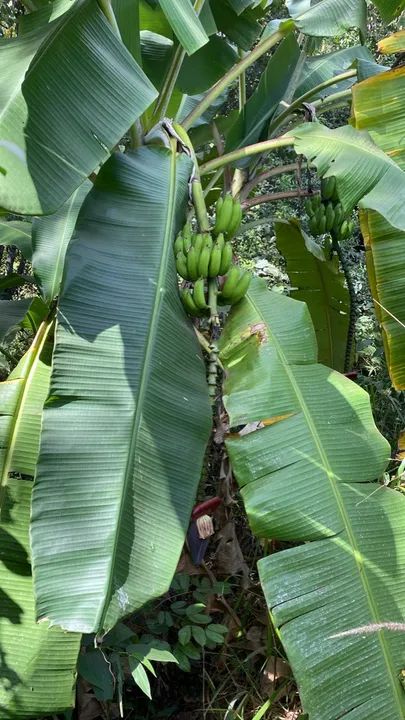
[0,316,52,508]
[97,141,179,631]
[317,258,336,363]
[247,292,403,712]
[50,192,77,301]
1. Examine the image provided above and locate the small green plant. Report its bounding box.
[143,573,229,672]
[78,573,230,705]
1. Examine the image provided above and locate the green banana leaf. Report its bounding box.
[210,1,264,51]
[286,0,367,36]
[32,182,91,303]
[294,45,374,99]
[0,220,32,261]
[177,35,238,95]
[0,275,31,293]
[275,219,350,372]
[31,144,212,635]
[0,0,156,215]
[227,0,258,13]
[0,322,81,718]
[292,123,405,232]
[17,0,74,34]
[220,278,405,720]
[225,34,302,155]
[158,0,208,54]
[352,61,405,389]
[0,300,32,342]
[112,0,141,64]
[372,0,405,22]
[139,0,172,38]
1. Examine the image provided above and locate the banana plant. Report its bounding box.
[1,0,405,717]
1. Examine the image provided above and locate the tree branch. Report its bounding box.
[240,162,300,202]
[242,188,311,210]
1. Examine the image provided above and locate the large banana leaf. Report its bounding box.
[292,123,405,232]
[224,34,301,155]
[275,219,349,371]
[0,0,156,215]
[352,59,405,389]
[32,182,91,303]
[31,144,212,635]
[286,0,367,37]
[220,278,405,720]
[0,321,81,718]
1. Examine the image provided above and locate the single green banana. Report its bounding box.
[208,242,222,277]
[347,220,354,235]
[203,232,213,250]
[216,232,225,251]
[305,198,314,216]
[228,270,252,305]
[181,289,200,317]
[309,216,319,236]
[176,252,189,279]
[331,181,340,203]
[226,201,242,238]
[340,220,349,239]
[315,204,325,225]
[192,233,204,257]
[193,278,209,310]
[318,215,327,235]
[311,194,322,210]
[218,242,233,275]
[183,232,192,254]
[215,196,223,220]
[321,176,336,201]
[333,203,344,228]
[221,265,242,299]
[214,194,233,235]
[325,203,335,232]
[187,246,199,281]
[183,221,192,242]
[174,232,184,255]
[198,246,211,278]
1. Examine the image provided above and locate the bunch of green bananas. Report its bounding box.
[305,176,354,239]
[218,265,251,306]
[214,194,242,239]
[175,225,233,282]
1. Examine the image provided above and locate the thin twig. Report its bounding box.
[240,163,300,202]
